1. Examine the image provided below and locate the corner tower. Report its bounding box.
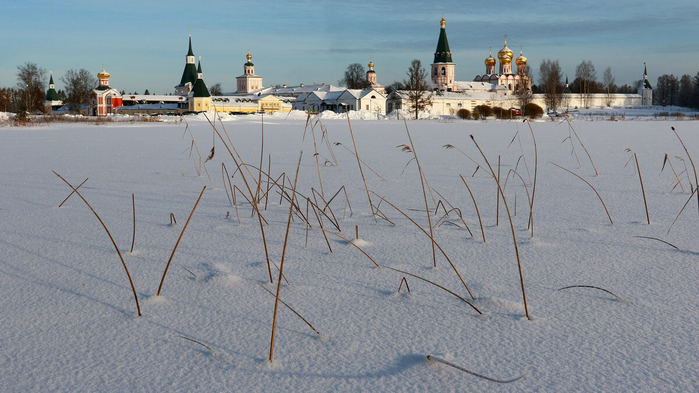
[175,33,198,95]
[639,63,653,106]
[431,17,456,91]
[45,71,62,113]
[189,57,211,112]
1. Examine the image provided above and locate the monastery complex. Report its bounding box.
[44,18,653,117]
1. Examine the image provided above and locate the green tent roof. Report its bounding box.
[45,74,60,101]
[433,21,453,63]
[178,36,197,87]
[192,60,210,98]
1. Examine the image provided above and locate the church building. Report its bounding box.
[88,67,122,116]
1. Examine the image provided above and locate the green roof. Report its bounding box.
[192,60,210,97]
[46,74,60,101]
[178,36,197,87]
[643,64,652,89]
[433,24,453,63]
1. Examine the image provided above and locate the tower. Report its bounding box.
[175,33,198,95]
[639,63,653,106]
[431,17,456,91]
[189,57,211,112]
[366,60,377,86]
[45,71,61,113]
[484,49,496,75]
[236,52,264,94]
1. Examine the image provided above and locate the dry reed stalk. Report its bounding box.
[525,121,539,237]
[397,277,411,293]
[344,112,376,221]
[208,119,273,283]
[156,186,206,296]
[426,355,528,383]
[370,191,475,299]
[308,119,326,199]
[258,284,321,336]
[269,151,303,362]
[470,135,530,320]
[178,335,213,352]
[309,200,333,253]
[633,236,679,250]
[307,222,381,268]
[130,193,136,253]
[634,153,651,225]
[443,144,493,177]
[169,213,177,225]
[459,175,486,243]
[403,127,437,268]
[265,154,272,210]
[671,127,699,214]
[58,177,88,207]
[430,188,474,237]
[676,156,694,190]
[333,142,386,181]
[667,186,697,234]
[662,153,686,193]
[53,171,141,316]
[386,267,481,314]
[181,267,196,277]
[509,126,533,184]
[184,124,214,188]
[496,155,501,226]
[221,163,233,206]
[557,285,623,301]
[254,113,265,204]
[503,169,532,222]
[565,118,599,176]
[311,188,341,230]
[324,185,354,219]
[549,162,613,225]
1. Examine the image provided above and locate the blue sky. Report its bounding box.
[2,0,698,94]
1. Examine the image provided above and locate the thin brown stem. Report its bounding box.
[157,186,206,296]
[459,175,486,243]
[634,153,651,225]
[58,177,88,207]
[53,171,141,316]
[130,193,136,253]
[549,162,613,225]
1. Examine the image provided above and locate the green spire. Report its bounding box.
[643,62,652,89]
[433,17,453,63]
[178,34,198,87]
[563,74,572,94]
[45,71,60,101]
[192,59,210,98]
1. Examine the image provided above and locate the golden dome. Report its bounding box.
[97,66,110,79]
[497,37,513,61]
[485,50,496,66]
[246,52,252,62]
[516,50,527,66]
[368,60,374,69]
[440,17,446,29]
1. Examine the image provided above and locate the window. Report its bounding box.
[441,67,446,76]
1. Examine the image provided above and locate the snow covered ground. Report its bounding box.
[1,111,698,391]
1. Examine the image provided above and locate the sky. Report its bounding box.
[2,0,699,94]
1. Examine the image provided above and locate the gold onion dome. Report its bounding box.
[498,38,514,63]
[516,49,527,65]
[246,52,252,62]
[368,60,374,68]
[97,66,110,79]
[485,50,496,66]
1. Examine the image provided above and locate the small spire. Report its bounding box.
[504,34,508,46]
[440,16,446,29]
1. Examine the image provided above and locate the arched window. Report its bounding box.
[441,67,446,76]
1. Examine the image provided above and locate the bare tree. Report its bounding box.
[538,59,562,111]
[61,69,97,113]
[16,62,47,113]
[209,83,223,96]
[575,60,597,108]
[340,63,371,89]
[602,67,616,106]
[403,59,432,119]
[515,64,533,110]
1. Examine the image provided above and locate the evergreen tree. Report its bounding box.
[678,74,693,108]
[144,89,150,95]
